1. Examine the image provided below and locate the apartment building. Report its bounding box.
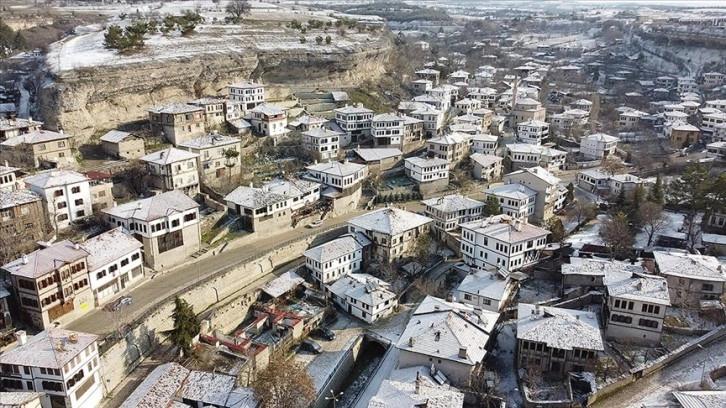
[517,120,549,145]
[148,103,205,146]
[140,148,200,196]
[24,171,92,231]
[347,207,433,263]
[404,157,449,184]
[503,166,564,223]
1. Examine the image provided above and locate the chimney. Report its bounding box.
[415,371,421,394]
[59,129,64,134]
[22,254,28,264]
[458,347,468,359]
[137,202,143,210]
[535,305,540,315]
[160,151,165,159]
[3,160,7,167]
[73,243,80,250]
[15,330,27,346]
[409,337,415,347]
[68,332,78,343]
[636,281,643,290]
[445,292,453,302]
[28,116,32,122]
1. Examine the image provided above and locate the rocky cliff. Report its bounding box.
[39,31,392,143]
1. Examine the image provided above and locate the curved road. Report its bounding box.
[590,336,726,408]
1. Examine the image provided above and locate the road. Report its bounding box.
[590,336,726,408]
[66,209,369,335]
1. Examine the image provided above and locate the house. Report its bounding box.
[2,241,92,329]
[427,133,472,163]
[483,184,537,219]
[24,170,92,231]
[655,76,676,89]
[352,148,403,172]
[371,113,406,149]
[569,99,593,114]
[652,251,725,308]
[471,133,498,155]
[703,72,725,88]
[413,94,448,112]
[250,103,288,137]
[470,153,502,181]
[139,147,200,196]
[0,329,103,408]
[80,228,144,307]
[550,109,589,130]
[471,107,494,129]
[422,194,485,237]
[0,117,43,141]
[455,268,516,312]
[396,296,499,386]
[334,104,374,142]
[0,189,47,262]
[576,168,612,196]
[404,157,450,195]
[677,77,699,94]
[347,207,433,263]
[228,81,265,112]
[0,165,20,190]
[0,130,73,169]
[327,274,397,324]
[225,178,320,234]
[402,115,425,149]
[510,98,546,127]
[454,98,482,115]
[415,69,441,86]
[177,134,242,184]
[604,272,670,344]
[700,111,726,135]
[517,120,549,145]
[618,109,647,130]
[84,171,114,211]
[561,257,643,290]
[187,98,227,129]
[303,233,371,288]
[609,174,652,196]
[0,392,44,407]
[103,190,201,269]
[301,128,344,162]
[666,122,701,149]
[580,133,619,160]
[468,87,497,108]
[367,366,465,408]
[460,215,549,275]
[409,104,444,137]
[672,391,726,408]
[289,114,327,132]
[503,166,564,223]
[411,79,433,95]
[305,160,368,208]
[99,130,145,160]
[505,143,567,173]
[148,103,205,146]
[449,70,470,83]
[517,304,603,375]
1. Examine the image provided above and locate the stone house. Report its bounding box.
[148,103,205,146]
[0,130,73,169]
[0,189,47,261]
[99,130,146,160]
[470,153,502,181]
[140,147,200,196]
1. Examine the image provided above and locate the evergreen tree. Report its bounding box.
[627,185,645,229]
[546,217,566,244]
[170,296,200,358]
[484,196,501,217]
[669,164,710,248]
[565,182,575,204]
[613,188,627,213]
[647,173,664,205]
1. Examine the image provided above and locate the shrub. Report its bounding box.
[325,35,331,44]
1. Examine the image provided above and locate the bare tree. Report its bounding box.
[252,356,316,408]
[638,202,668,247]
[225,0,251,20]
[569,200,597,227]
[599,212,635,259]
[410,277,443,300]
[600,155,626,176]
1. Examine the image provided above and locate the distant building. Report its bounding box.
[301,128,344,162]
[148,103,205,146]
[177,134,242,184]
[228,81,266,112]
[604,272,670,344]
[414,69,441,86]
[580,133,619,160]
[666,122,700,149]
[289,114,327,132]
[0,165,20,190]
[187,98,227,128]
[0,329,103,408]
[347,207,433,263]
[510,98,546,127]
[305,160,368,212]
[352,148,403,172]
[139,147,200,196]
[404,157,449,185]
[0,117,43,141]
[24,171,92,231]
[99,130,145,160]
[303,233,371,288]
[250,104,288,137]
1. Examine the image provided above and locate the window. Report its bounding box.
[158,230,184,253]
[71,186,81,194]
[58,141,66,148]
[131,253,140,261]
[703,284,714,291]
[76,210,85,217]
[74,199,84,206]
[464,294,472,301]
[57,214,69,222]
[171,219,180,228]
[184,213,197,222]
[57,201,67,209]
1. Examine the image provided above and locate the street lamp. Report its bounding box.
[325,389,343,408]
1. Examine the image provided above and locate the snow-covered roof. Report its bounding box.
[653,251,726,282]
[148,103,202,115]
[517,303,604,351]
[354,148,403,162]
[583,133,619,143]
[177,134,241,150]
[456,270,511,301]
[301,128,344,139]
[347,207,432,236]
[454,114,481,123]
[368,366,464,408]
[0,329,98,369]
[140,147,199,165]
[609,174,648,184]
[429,132,471,145]
[335,104,373,114]
[331,91,349,102]
[484,183,537,200]
[505,166,560,186]
[294,114,327,125]
[518,119,549,127]
[303,232,371,264]
[0,392,45,406]
[470,153,502,168]
[306,160,367,177]
[100,130,137,143]
[422,194,484,214]
[225,178,319,209]
[405,156,449,169]
[250,103,287,116]
[229,81,264,89]
[225,387,259,408]
[606,272,671,306]
[103,190,199,222]
[461,215,549,244]
[2,240,88,279]
[506,143,567,157]
[0,117,42,131]
[327,274,393,304]
[0,165,19,175]
[561,258,643,283]
[261,270,305,298]
[671,123,700,132]
[0,189,40,210]
[1,130,69,147]
[80,228,142,272]
[180,371,237,406]
[571,99,593,106]
[120,363,190,408]
[372,112,405,122]
[416,68,441,75]
[24,170,89,189]
[514,97,541,106]
[672,391,726,408]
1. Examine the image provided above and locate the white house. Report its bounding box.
[483,184,537,219]
[396,296,499,386]
[334,105,374,142]
[302,128,344,162]
[303,232,371,288]
[305,160,368,192]
[408,104,444,137]
[604,272,670,344]
[81,227,144,307]
[347,207,433,263]
[103,190,201,270]
[327,274,397,324]
[503,166,564,223]
[505,144,567,173]
[580,133,619,160]
[427,133,472,163]
[460,215,549,275]
[652,251,726,308]
[517,120,549,145]
[24,171,92,231]
[455,268,516,312]
[404,157,449,184]
[371,113,406,148]
[471,134,498,155]
[250,103,288,137]
[470,153,502,181]
[228,81,265,112]
[422,194,485,237]
[0,329,103,408]
[139,147,200,196]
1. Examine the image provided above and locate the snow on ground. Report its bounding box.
[665,307,721,331]
[17,82,29,119]
[491,322,524,408]
[565,214,607,250]
[634,211,685,248]
[518,279,561,305]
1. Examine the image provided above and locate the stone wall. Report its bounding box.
[417,178,450,199]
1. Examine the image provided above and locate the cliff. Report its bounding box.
[39,29,392,142]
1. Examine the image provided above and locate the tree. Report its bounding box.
[599,212,635,260]
[225,0,251,20]
[565,182,575,204]
[546,217,566,243]
[170,296,200,358]
[627,185,645,228]
[570,200,597,227]
[600,155,626,176]
[484,195,501,217]
[647,173,664,205]
[412,231,434,269]
[224,148,240,183]
[638,202,668,247]
[315,35,323,44]
[252,356,316,408]
[668,164,710,248]
[325,35,331,44]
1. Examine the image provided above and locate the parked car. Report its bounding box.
[307,220,324,228]
[105,296,133,312]
[313,326,336,341]
[301,338,323,354]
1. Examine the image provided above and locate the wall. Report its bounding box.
[417,177,449,199]
[312,335,366,408]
